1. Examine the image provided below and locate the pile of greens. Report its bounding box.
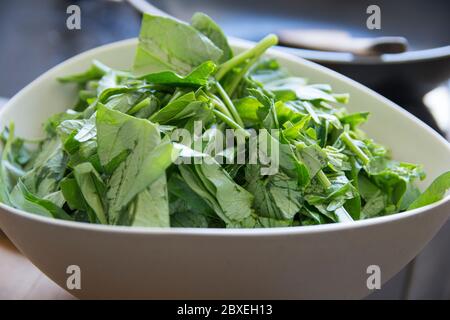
[0,13,449,228]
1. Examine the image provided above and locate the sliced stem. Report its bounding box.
[316,169,353,222]
[215,82,244,127]
[316,170,331,189]
[215,34,278,81]
[341,132,370,165]
[212,109,250,138]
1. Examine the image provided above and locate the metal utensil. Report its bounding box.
[278,29,408,56]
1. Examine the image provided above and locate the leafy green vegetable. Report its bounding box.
[96,103,176,224]
[191,12,233,63]
[57,60,110,84]
[20,137,67,198]
[138,61,216,87]
[245,165,301,221]
[178,149,254,226]
[128,175,170,227]
[168,172,219,228]
[10,180,72,221]
[149,91,205,124]
[60,177,86,211]
[73,162,107,224]
[133,14,223,75]
[408,172,450,210]
[1,12,448,229]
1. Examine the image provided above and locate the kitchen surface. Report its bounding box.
[0,0,449,299]
[0,230,73,299]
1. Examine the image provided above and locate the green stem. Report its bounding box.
[215,82,244,127]
[207,93,233,119]
[225,54,259,97]
[212,110,250,138]
[316,166,353,222]
[317,170,331,189]
[341,132,370,165]
[215,34,278,81]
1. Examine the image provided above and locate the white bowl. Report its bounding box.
[0,39,449,299]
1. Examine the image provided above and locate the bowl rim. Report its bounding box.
[0,38,449,237]
[0,197,449,236]
[279,45,450,65]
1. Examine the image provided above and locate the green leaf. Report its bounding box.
[139,61,216,87]
[21,138,67,198]
[168,173,214,218]
[227,215,292,228]
[245,165,302,220]
[196,161,254,223]
[10,180,72,220]
[178,164,227,221]
[96,104,177,224]
[282,115,311,140]
[60,177,86,211]
[247,88,278,129]
[297,144,327,179]
[340,112,370,129]
[149,92,205,124]
[361,190,386,219]
[57,117,97,155]
[133,14,223,76]
[234,96,262,126]
[265,77,337,102]
[365,158,425,209]
[58,60,109,84]
[171,210,209,228]
[43,191,65,208]
[128,175,170,227]
[408,171,450,210]
[177,149,254,225]
[73,162,107,224]
[97,71,119,96]
[248,58,288,84]
[191,12,232,63]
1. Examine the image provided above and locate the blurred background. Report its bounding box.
[0,0,449,299]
